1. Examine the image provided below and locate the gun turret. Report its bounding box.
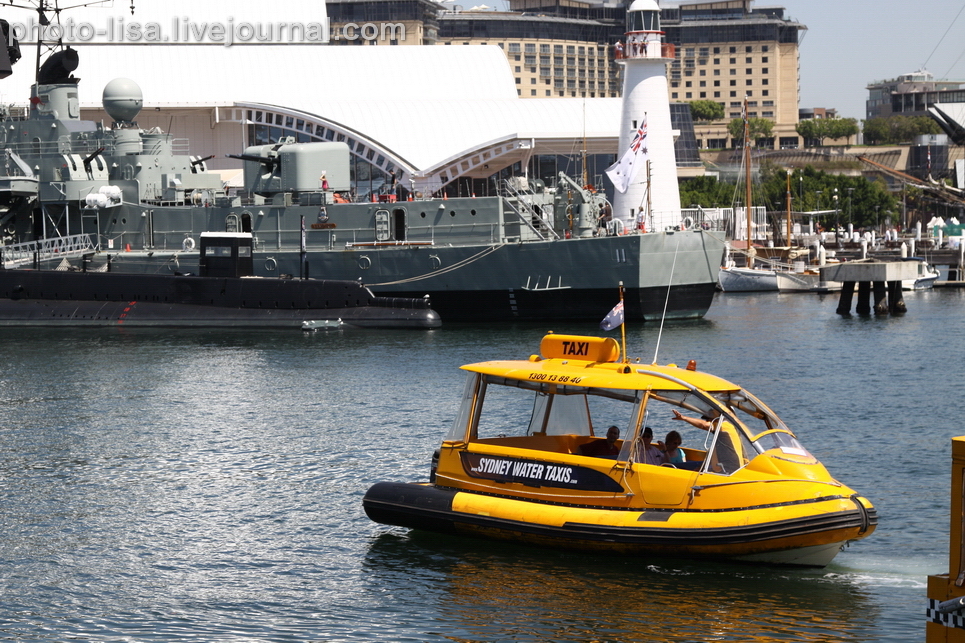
[191,155,215,167]
[226,153,279,173]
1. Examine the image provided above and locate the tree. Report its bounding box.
[862,114,943,144]
[727,117,773,144]
[689,100,725,122]
[796,118,859,146]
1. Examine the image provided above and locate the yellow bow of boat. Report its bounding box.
[364,333,876,567]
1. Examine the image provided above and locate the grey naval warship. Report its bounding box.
[0,46,726,323]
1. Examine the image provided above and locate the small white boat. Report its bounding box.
[718,266,779,292]
[902,260,940,290]
[301,319,343,331]
[774,271,842,293]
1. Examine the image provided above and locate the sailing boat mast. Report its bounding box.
[786,169,792,246]
[743,96,752,252]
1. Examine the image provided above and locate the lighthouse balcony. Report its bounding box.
[614,41,674,61]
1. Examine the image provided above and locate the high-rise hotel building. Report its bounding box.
[326,0,807,148]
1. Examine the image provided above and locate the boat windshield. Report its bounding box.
[708,388,811,457]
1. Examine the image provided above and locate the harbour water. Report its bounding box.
[1,288,963,642]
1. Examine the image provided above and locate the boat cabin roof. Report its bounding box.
[461,334,740,394]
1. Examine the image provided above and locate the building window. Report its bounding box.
[746,79,753,86]
[540,44,549,53]
[762,79,769,85]
[762,68,769,74]
[730,80,736,86]
[762,46,769,53]
[671,92,678,99]
[700,92,706,98]
[729,46,736,53]
[745,46,752,53]
[730,91,737,97]
[515,77,521,84]
[762,57,769,63]
[713,58,720,65]
[554,45,562,54]
[762,111,774,117]
[762,90,769,96]
[714,91,720,97]
[746,57,752,64]
[729,58,736,64]
[566,45,575,54]
[713,47,720,54]
[746,68,752,74]
[700,69,706,76]
[686,92,692,98]
[730,69,736,75]
[509,43,520,53]
[714,69,720,76]
[671,81,679,87]
[525,43,535,53]
[699,80,706,87]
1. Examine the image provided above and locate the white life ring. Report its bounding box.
[182,237,196,251]
[265,258,278,272]
[681,216,694,230]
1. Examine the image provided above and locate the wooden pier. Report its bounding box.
[819,261,921,315]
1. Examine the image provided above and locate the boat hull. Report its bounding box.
[44,229,725,322]
[718,266,779,292]
[363,481,877,567]
[0,270,440,328]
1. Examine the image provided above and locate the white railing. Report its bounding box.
[1,234,96,268]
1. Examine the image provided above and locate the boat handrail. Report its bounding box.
[692,478,844,491]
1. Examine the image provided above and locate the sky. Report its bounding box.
[747,0,965,121]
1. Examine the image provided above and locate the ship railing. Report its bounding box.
[1,233,96,268]
[5,139,117,158]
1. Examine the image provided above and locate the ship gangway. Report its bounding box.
[0,234,97,269]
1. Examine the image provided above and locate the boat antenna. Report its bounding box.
[651,232,682,364]
[618,281,627,364]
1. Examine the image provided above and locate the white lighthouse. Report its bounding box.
[612,0,681,232]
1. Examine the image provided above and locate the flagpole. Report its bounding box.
[619,281,627,363]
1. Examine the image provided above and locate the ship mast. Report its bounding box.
[743,96,752,253]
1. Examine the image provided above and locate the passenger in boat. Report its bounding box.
[637,426,664,465]
[581,425,621,458]
[671,409,712,430]
[671,410,743,474]
[661,430,685,466]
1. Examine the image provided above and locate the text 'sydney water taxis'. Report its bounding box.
[364,334,877,567]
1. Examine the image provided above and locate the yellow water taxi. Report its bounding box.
[364,333,877,567]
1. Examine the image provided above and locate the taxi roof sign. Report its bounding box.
[540,334,620,362]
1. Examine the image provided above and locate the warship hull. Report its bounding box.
[39,209,725,322]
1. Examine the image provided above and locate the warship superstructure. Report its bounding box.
[0,35,726,322]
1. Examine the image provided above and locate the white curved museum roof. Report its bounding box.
[0,1,622,182]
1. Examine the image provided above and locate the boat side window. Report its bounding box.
[461,375,639,451]
[204,245,232,257]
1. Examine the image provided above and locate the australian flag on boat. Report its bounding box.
[600,301,624,331]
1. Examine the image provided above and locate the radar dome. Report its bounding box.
[102,78,143,123]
